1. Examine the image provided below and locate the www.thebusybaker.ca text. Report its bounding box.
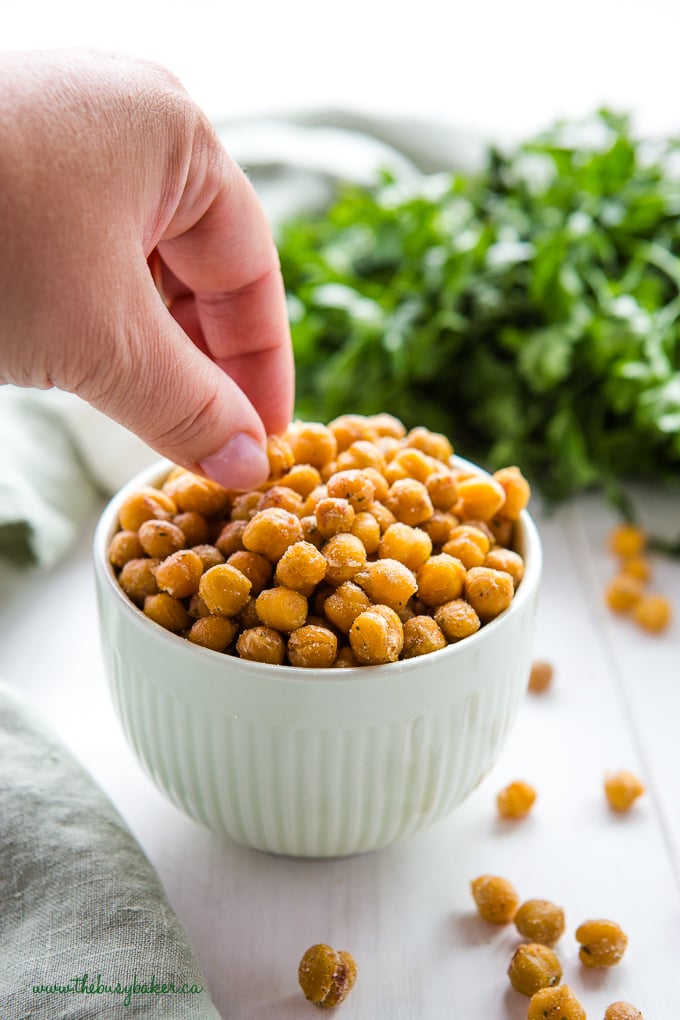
[32,972,204,1008]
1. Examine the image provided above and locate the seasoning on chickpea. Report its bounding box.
[470,874,519,924]
[575,918,628,968]
[604,1002,644,1020]
[298,943,357,1008]
[527,985,586,1020]
[507,942,562,997]
[514,900,565,945]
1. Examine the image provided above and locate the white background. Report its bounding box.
[3,0,680,143]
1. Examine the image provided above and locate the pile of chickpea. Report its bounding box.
[108,414,531,668]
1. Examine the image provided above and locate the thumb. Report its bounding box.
[82,271,271,491]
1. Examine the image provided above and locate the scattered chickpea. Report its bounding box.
[605,573,644,613]
[514,900,565,945]
[507,942,562,997]
[298,943,357,1008]
[604,1002,644,1020]
[497,780,537,820]
[470,874,519,924]
[527,985,586,1020]
[609,524,646,559]
[631,593,672,633]
[604,770,645,812]
[528,660,553,693]
[575,918,628,968]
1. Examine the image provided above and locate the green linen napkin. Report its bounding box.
[0,681,221,1019]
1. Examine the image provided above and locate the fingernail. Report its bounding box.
[200,433,269,491]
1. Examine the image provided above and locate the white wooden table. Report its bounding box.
[1,487,678,1018]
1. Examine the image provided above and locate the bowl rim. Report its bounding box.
[94,457,542,685]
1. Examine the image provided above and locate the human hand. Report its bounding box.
[0,48,293,490]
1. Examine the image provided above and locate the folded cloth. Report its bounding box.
[0,111,484,569]
[0,680,221,1019]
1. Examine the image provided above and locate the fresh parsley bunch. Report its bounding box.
[278,110,680,513]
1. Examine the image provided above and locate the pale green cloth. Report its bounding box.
[0,681,221,1019]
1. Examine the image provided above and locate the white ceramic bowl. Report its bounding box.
[94,459,542,858]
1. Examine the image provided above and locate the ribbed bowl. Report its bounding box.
[94,461,542,858]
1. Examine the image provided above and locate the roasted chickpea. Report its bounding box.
[138,518,185,559]
[286,420,337,468]
[528,660,553,693]
[236,626,286,664]
[507,942,562,997]
[402,615,447,658]
[333,646,359,668]
[143,593,191,634]
[288,625,338,668]
[322,533,368,586]
[242,507,304,562]
[314,497,355,539]
[484,547,524,588]
[186,615,238,652]
[278,463,322,498]
[336,439,386,473]
[367,500,397,534]
[323,581,372,633]
[300,514,324,549]
[298,943,357,1008]
[229,490,261,521]
[350,511,382,554]
[369,412,406,438]
[434,599,481,641]
[515,900,565,945]
[631,593,672,633]
[328,413,377,451]
[456,475,506,521]
[385,477,434,526]
[604,770,645,812]
[266,434,295,478]
[493,466,531,520]
[420,510,458,546]
[199,563,252,616]
[354,558,418,611]
[443,524,490,569]
[388,446,433,483]
[349,605,404,664]
[604,1003,644,1020]
[425,471,458,511]
[227,550,274,595]
[108,529,144,568]
[155,549,204,599]
[379,522,433,572]
[326,468,376,510]
[470,874,519,924]
[215,519,247,557]
[255,586,308,632]
[172,511,211,547]
[527,986,586,1020]
[609,523,646,558]
[465,566,514,621]
[416,554,466,607]
[575,918,628,967]
[405,425,453,462]
[497,780,537,819]
[163,471,231,517]
[118,487,176,531]
[605,573,644,613]
[361,466,390,502]
[621,554,652,583]
[257,485,303,516]
[191,544,225,571]
[274,541,327,595]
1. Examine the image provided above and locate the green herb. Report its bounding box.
[278,110,680,515]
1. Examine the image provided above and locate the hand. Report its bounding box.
[0,48,294,489]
